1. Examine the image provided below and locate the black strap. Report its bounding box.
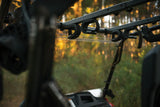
[135,27,143,48]
[103,39,125,98]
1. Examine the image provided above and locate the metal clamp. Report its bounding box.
[111,30,123,42]
[68,24,81,39]
[81,19,100,34]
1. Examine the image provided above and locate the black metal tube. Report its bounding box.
[0,0,12,101]
[130,24,160,36]
[109,16,160,31]
[87,16,160,34]
[63,0,153,25]
[149,24,160,31]
[25,16,56,107]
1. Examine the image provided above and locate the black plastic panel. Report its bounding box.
[142,45,160,107]
[67,92,111,107]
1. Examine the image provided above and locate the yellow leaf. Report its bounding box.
[13,0,21,2]
[12,1,22,9]
[135,10,139,14]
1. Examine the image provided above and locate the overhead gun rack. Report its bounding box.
[58,0,159,42]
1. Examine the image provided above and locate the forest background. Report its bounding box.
[0,0,160,107]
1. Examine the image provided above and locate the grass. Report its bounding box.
[0,71,27,107]
[54,52,107,93]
